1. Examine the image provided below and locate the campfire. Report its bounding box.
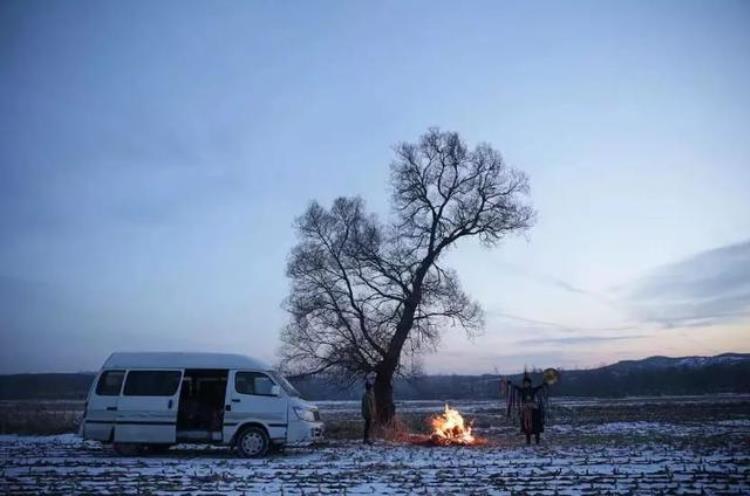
[430,404,475,444]
[420,404,485,446]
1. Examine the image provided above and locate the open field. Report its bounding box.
[1,395,749,494]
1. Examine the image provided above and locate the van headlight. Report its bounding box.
[293,407,317,422]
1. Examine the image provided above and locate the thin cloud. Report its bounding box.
[541,277,592,296]
[516,334,645,346]
[489,310,640,334]
[624,239,750,328]
[498,262,594,296]
[496,262,618,309]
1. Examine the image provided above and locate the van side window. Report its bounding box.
[123,371,181,396]
[235,372,275,396]
[95,370,125,396]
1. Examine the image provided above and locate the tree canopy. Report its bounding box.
[280,128,535,421]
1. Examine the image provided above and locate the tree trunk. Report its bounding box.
[373,265,434,425]
[373,368,395,424]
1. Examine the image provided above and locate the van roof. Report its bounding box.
[102,352,271,370]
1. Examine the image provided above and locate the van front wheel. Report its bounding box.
[145,444,172,455]
[236,426,269,458]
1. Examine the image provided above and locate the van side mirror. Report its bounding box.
[271,385,281,396]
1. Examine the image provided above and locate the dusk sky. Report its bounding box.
[1,1,748,374]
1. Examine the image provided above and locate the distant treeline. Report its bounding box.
[1,354,748,401]
[0,373,96,400]
[293,357,750,400]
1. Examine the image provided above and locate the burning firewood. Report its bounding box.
[415,404,486,446]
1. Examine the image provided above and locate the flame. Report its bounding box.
[429,404,476,445]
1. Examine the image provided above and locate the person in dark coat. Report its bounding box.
[507,371,548,445]
[361,381,376,444]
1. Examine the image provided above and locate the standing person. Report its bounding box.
[361,381,376,444]
[506,371,549,445]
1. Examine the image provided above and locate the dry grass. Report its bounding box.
[314,414,429,441]
[0,401,422,439]
[3,396,749,441]
[0,401,82,435]
[321,419,362,439]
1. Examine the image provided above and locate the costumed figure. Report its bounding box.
[503,368,558,445]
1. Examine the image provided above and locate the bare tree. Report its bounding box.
[281,128,535,423]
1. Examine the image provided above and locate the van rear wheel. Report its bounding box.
[236,426,269,458]
[112,443,143,456]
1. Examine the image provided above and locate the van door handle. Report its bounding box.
[106,406,117,411]
[168,399,173,409]
[231,398,241,403]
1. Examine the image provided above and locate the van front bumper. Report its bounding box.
[287,420,325,445]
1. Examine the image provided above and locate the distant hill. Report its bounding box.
[604,353,750,372]
[0,353,748,400]
[550,352,750,398]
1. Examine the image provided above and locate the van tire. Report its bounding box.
[145,444,172,455]
[236,426,269,458]
[112,443,143,456]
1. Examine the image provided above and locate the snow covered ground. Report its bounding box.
[1,396,749,494]
[1,434,748,495]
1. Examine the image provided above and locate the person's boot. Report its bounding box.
[525,434,531,445]
[535,434,540,445]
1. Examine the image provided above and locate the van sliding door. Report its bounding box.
[115,369,183,444]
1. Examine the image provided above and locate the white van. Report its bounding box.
[80,352,324,457]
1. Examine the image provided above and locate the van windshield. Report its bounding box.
[268,371,301,397]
